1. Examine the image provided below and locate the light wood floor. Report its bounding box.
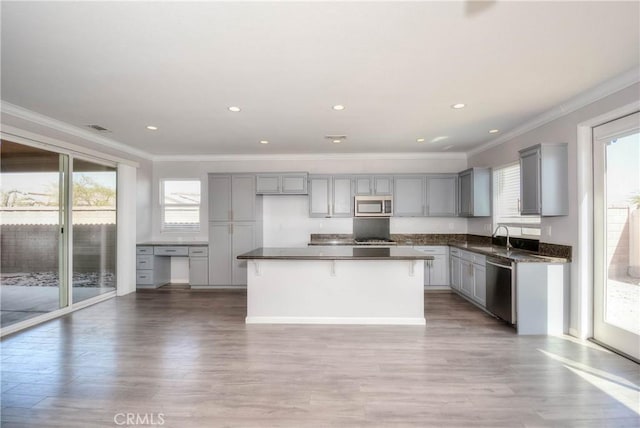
[1,290,638,427]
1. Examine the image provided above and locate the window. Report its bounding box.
[161,179,201,231]
[492,163,540,237]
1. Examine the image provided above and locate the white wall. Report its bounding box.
[467,82,640,337]
[151,155,469,243]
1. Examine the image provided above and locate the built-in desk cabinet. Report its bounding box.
[136,245,208,288]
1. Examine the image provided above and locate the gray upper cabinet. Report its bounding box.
[426,175,457,216]
[355,176,393,196]
[209,174,257,222]
[519,143,568,216]
[309,176,331,217]
[458,168,491,217]
[256,173,308,195]
[394,176,426,217]
[309,175,354,217]
[331,176,354,217]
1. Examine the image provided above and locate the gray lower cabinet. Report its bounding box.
[188,247,208,286]
[308,175,354,217]
[426,175,457,216]
[458,168,491,217]
[209,222,258,286]
[519,143,568,216]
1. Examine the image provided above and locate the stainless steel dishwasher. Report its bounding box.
[485,257,516,325]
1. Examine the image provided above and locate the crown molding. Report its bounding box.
[151,151,468,162]
[1,101,153,160]
[467,67,640,157]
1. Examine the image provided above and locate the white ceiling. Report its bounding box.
[1,1,639,156]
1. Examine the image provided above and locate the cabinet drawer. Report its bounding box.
[189,247,208,257]
[136,246,153,255]
[136,255,154,270]
[136,271,154,284]
[154,246,189,256]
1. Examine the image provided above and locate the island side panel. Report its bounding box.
[245,259,425,325]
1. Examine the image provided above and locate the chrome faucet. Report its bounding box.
[492,224,512,250]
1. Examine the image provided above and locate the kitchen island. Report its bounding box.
[237,247,433,325]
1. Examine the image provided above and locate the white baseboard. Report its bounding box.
[245,316,426,325]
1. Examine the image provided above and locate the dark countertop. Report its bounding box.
[449,243,568,264]
[137,242,208,246]
[237,247,435,261]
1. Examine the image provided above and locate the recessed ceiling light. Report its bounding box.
[259,140,269,145]
[228,106,241,112]
[332,105,345,111]
[451,103,466,109]
[416,138,425,143]
[431,136,449,143]
[146,125,158,131]
[488,129,500,134]
[332,139,342,144]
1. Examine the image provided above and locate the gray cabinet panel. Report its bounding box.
[394,176,425,217]
[209,175,231,221]
[232,223,256,286]
[426,175,457,216]
[520,143,568,216]
[309,176,331,217]
[332,176,354,217]
[209,223,232,285]
[231,175,256,221]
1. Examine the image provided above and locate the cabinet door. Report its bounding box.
[373,176,393,195]
[450,257,461,290]
[427,176,457,216]
[231,175,256,221]
[209,175,231,221]
[209,223,232,285]
[256,175,280,194]
[460,260,474,296]
[332,176,353,217]
[355,177,372,195]
[189,257,209,285]
[473,264,486,306]
[309,176,331,217]
[281,174,308,194]
[458,171,472,217]
[232,223,256,286]
[430,254,449,286]
[520,148,541,215]
[394,176,425,217]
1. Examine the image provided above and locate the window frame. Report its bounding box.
[492,162,541,239]
[159,178,202,233]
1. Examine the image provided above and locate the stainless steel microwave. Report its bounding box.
[354,195,393,217]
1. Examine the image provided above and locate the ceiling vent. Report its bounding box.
[86,124,111,132]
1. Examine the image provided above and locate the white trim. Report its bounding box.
[152,151,468,162]
[575,100,640,339]
[245,316,426,325]
[469,68,640,157]
[0,291,116,338]
[1,102,149,163]
[1,125,140,168]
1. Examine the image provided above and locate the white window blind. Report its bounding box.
[493,163,540,237]
[161,180,201,231]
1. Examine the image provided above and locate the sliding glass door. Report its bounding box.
[1,140,118,331]
[0,140,69,326]
[593,112,640,360]
[72,158,117,303]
